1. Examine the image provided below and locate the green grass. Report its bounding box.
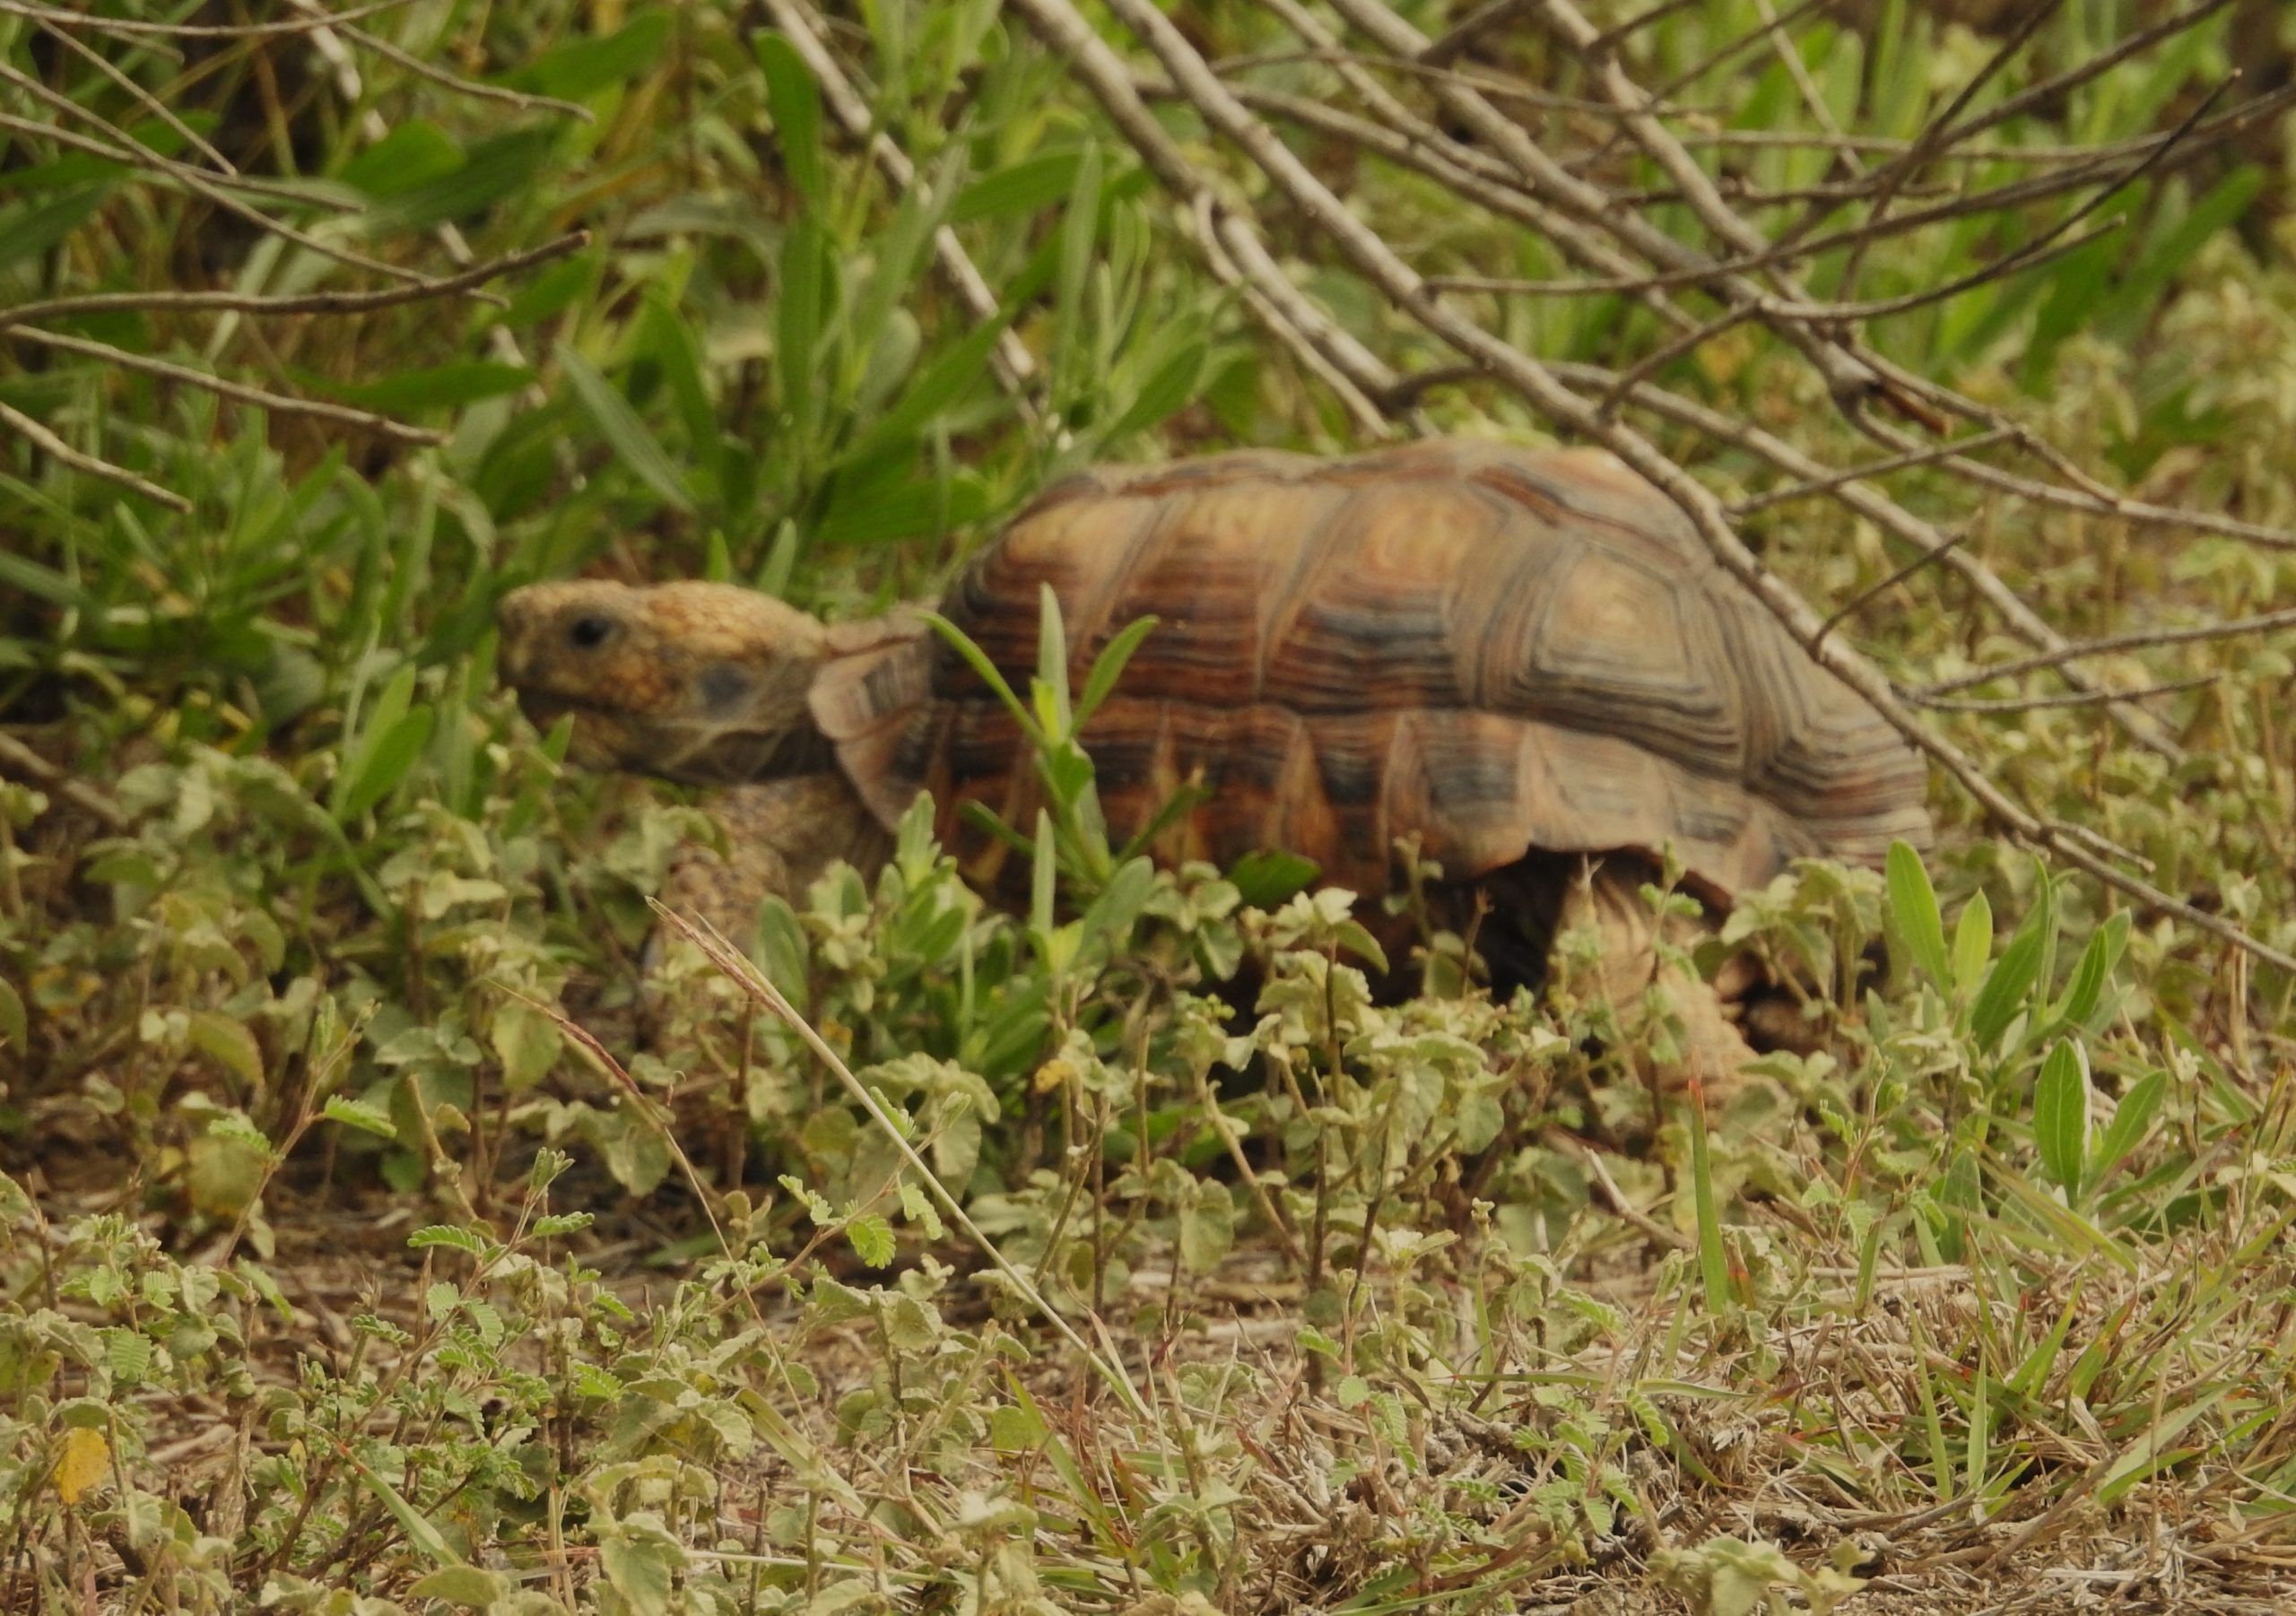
[3,2,2294,1610]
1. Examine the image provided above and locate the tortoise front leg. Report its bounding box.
[656,773,894,956]
[1565,860,1759,1104]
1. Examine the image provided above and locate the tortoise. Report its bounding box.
[496,439,1933,1087]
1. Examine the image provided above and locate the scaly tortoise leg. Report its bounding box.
[1564,859,1760,1104]
[650,774,892,967]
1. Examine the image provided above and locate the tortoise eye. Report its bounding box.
[569,615,614,650]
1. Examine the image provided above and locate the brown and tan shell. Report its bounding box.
[809,439,1931,902]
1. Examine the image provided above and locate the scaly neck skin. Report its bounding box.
[701,773,895,909]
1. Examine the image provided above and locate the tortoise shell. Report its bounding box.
[809,439,1931,902]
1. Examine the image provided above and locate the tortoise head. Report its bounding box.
[495,579,832,785]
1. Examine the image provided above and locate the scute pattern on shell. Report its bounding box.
[808,439,1932,901]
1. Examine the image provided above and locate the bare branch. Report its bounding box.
[0,232,588,334]
[0,0,417,38]
[1920,609,2296,697]
[1730,429,2019,519]
[1909,675,2217,715]
[13,329,445,446]
[0,400,192,514]
[0,67,436,285]
[30,14,237,174]
[1534,364,2188,759]
[328,21,596,123]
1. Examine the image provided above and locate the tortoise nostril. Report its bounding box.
[570,615,614,650]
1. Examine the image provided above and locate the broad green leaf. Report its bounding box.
[1178,1184,1236,1274]
[848,146,962,369]
[2033,1038,2092,1198]
[1031,809,1057,941]
[1971,881,2052,1048]
[0,549,91,609]
[2052,910,2130,1030]
[1104,340,1207,444]
[189,1012,264,1090]
[408,1568,507,1608]
[335,704,434,823]
[919,610,1038,743]
[813,473,986,548]
[0,187,110,272]
[1034,583,1073,738]
[1051,142,1103,392]
[0,977,24,1052]
[778,213,829,450]
[597,1531,677,1616]
[1074,614,1159,731]
[1228,850,1320,909]
[489,1000,561,1091]
[755,32,826,215]
[2092,1069,2166,1178]
[324,1096,399,1140]
[1951,889,1993,995]
[955,150,1084,221]
[1886,840,1950,990]
[846,1213,895,1268]
[317,361,533,414]
[752,897,810,1000]
[507,8,671,100]
[361,128,556,236]
[1685,1095,1732,1315]
[407,1225,490,1255]
[500,248,601,328]
[555,343,693,512]
[338,119,463,198]
[338,1441,463,1568]
[1077,857,1154,953]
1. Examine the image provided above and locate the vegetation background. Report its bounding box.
[3,1,2295,1610]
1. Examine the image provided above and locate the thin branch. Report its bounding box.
[0,68,436,285]
[1460,85,2296,301]
[1908,675,2217,714]
[1420,0,1542,66]
[0,110,358,213]
[1928,0,2241,160]
[996,7,1405,430]
[0,399,191,514]
[31,14,237,174]
[1213,44,1707,118]
[1536,361,2185,758]
[1817,527,1973,645]
[329,21,596,123]
[1322,0,1883,407]
[0,232,588,333]
[1750,0,1863,178]
[1831,0,2065,300]
[0,0,417,38]
[13,329,445,445]
[1198,197,1402,437]
[1730,428,2018,519]
[1919,609,2296,697]
[1579,0,1707,60]
[1857,404,2296,554]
